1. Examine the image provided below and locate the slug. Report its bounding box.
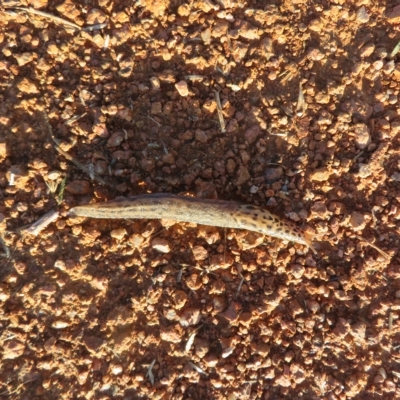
[68,193,316,253]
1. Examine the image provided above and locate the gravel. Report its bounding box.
[0,0,399,398]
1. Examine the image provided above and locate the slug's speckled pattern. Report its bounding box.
[69,193,316,252]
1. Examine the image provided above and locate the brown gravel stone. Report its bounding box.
[172,290,188,309]
[160,324,183,343]
[151,237,170,253]
[192,245,208,260]
[175,80,189,97]
[83,335,103,353]
[3,340,25,359]
[65,180,91,195]
[310,167,330,181]
[350,212,366,231]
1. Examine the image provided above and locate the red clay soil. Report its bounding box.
[1,0,400,399]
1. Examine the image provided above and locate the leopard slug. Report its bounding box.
[68,193,316,253]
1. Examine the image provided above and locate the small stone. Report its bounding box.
[310,201,328,218]
[192,245,208,260]
[238,21,259,40]
[306,300,320,313]
[265,167,283,182]
[83,335,103,353]
[383,60,395,75]
[387,5,400,24]
[110,363,123,375]
[15,52,35,66]
[235,165,250,185]
[65,180,91,195]
[86,8,107,24]
[129,233,144,248]
[179,308,201,326]
[47,170,61,180]
[213,296,227,313]
[307,48,324,61]
[353,123,370,149]
[107,131,124,147]
[77,370,89,385]
[151,237,170,253]
[220,302,239,323]
[175,80,189,96]
[244,125,261,144]
[177,3,190,16]
[151,101,162,114]
[357,163,372,178]
[186,273,202,291]
[179,130,194,140]
[356,6,369,23]
[226,159,236,174]
[310,167,330,181]
[150,76,160,90]
[91,277,108,291]
[51,320,69,329]
[195,129,208,143]
[172,290,187,309]
[350,212,366,231]
[17,77,39,94]
[195,338,209,358]
[251,342,270,356]
[0,143,6,161]
[160,324,183,343]
[4,340,25,359]
[110,228,127,240]
[289,264,305,279]
[238,232,264,251]
[360,43,375,58]
[204,353,219,367]
[29,0,49,8]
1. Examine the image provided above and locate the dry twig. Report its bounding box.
[6,6,81,30]
[214,90,226,133]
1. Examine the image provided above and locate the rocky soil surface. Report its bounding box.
[1,0,400,399]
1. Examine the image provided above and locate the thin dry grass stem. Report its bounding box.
[390,40,400,59]
[236,272,244,298]
[146,359,156,385]
[65,112,87,126]
[184,75,204,81]
[295,81,307,117]
[82,22,107,32]
[43,112,110,187]
[7,6,81,30]
[103,34,110,50]
[0,379,37,397]
[147,115,162,127]
[188,361,207,375]
[22,209,60,236]
[51,137,110,186]
[0,233,10,258]
[355,235,391,260]
[44,179,59,194]
[214,90,226,133]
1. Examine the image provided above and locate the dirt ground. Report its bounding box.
[1,0,400,399]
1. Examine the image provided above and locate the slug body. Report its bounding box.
[69,193,315,252]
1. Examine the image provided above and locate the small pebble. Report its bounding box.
[175,80,189,96]
[110,363,123,375]
[4,340,25,359]
[356,6,369,23]
[51,320,69,329]
[110,228,127,240]
[151,237,170,253]
[350,212,366,231]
